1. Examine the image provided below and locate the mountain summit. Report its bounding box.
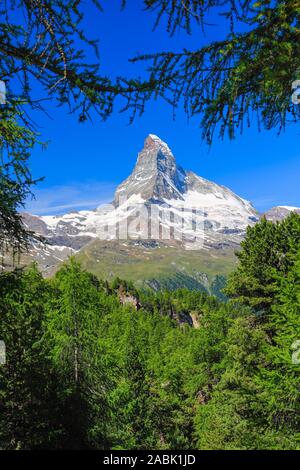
[114,134,257,217]
[114,134,258,232]
[114,134,186,204]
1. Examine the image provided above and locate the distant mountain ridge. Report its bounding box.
[263,206,300,222]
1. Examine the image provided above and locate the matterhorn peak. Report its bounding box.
[144,134,173,154]
[114,134,187,204]
[136,134,175,169]
[112,134,257,226]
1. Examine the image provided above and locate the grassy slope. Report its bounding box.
[75,239,237,292]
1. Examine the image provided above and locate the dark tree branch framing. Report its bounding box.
[132,0,300,142]
[142,0,255,35]
[1,1,299,146]
[0,0,158,124]
[0,105,40,259]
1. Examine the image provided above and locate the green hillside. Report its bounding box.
[75,239,237,294]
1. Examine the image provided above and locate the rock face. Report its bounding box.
[20,134,262,273]
[263,206,300,222]
[114,134,187,204]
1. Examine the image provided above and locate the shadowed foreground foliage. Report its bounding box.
[0,214,299,449]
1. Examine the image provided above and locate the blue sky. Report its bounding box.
[25,1,300,215]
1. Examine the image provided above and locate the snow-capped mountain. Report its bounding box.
[22,134,261,273]
[114,134,187,203]
[263,206,300,222]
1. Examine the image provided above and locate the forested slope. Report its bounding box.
[0,214,299,450]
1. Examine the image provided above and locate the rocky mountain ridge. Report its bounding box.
[262,206,300,222]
